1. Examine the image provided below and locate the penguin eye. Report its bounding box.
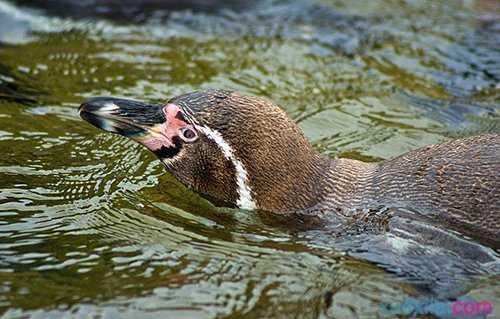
[179,127,198,143]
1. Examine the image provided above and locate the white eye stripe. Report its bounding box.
[179,105,198,125]
[196,125,256,210]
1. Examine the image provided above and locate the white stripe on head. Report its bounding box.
[180,105,199,125]
[196,125,256,210]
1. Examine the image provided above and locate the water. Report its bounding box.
[0,0,499,317]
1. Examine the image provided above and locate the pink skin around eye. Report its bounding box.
[139,103,193,151]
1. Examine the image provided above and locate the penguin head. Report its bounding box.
[79,90,326,212]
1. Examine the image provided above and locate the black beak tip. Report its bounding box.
[79,97,117,113]
[78,101,88,113]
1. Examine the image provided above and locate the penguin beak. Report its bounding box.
[79,97,165,138]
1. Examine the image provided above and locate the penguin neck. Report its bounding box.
[248,153,377,214]
[247,149,333,213]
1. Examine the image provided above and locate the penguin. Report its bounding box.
[79,89,500,245]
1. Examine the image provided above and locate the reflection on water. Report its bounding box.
[0,0,499,317]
